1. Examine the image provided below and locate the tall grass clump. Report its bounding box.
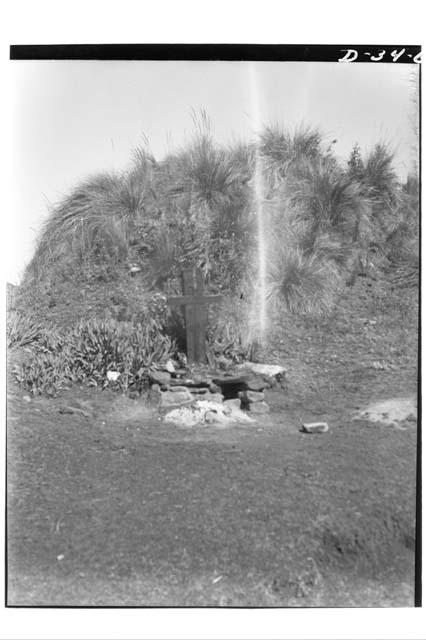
[346,141,418,283]
[25,155,158,285]
[347,143,402,241]
[260,124,322,178]
[19,114,413,355]
[252,125,374,316]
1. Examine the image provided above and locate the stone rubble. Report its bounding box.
[145,360,286,425]
[164,399,255,428]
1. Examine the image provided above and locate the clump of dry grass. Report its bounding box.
[260,124,322,173]
[21,116,409,335]
[26,153,158,283]
[268,246,342,316]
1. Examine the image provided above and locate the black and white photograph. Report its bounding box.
[6,45,420,609]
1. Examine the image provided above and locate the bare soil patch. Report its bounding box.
[7,274,418,606]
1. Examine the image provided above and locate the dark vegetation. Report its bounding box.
[9,114,418,396]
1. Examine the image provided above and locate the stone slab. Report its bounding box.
[239,390,265,404]
[238,362,286,378]
[169,378,211,388]
[190,391,224,403]
[160,388,193,408]
[300,422,329,434]
[247,401,270,414]
[149,370,171,386]
[223,398,242,410]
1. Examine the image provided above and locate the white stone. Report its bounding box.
[165,359,176,373]
[106,371,121,382]
[356,397,417,427]
[163,399,255,427]
[164,406,205,427]
[193,400,226,413]
[204,410,218,424]
[300,422,329,434]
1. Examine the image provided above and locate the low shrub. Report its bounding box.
[69,317,175,389]
[8,311,45,349]
[12,350,74,396]
[7,311,63,351]
[268,247,343,316]
[11,314,176,396]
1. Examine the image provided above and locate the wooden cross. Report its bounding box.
[168,268,223,363]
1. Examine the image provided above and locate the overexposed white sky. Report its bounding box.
[9,60,419,284]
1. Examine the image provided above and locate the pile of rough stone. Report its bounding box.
[146,361,286,427]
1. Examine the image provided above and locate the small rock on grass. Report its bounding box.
[59,406,74,414]
[22,395,31,402]
[300,422,329,434]
[59,405,90,418]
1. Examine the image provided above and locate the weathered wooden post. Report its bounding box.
[168,268,222,363]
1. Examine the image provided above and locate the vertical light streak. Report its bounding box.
[248,63,267,341]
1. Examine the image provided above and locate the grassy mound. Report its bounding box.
[13,116,418,395]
